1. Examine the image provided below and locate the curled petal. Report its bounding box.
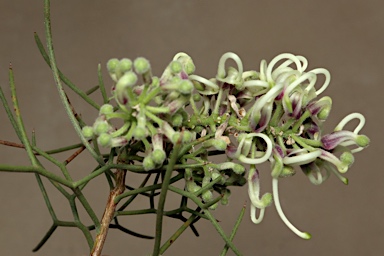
[272,178,311,239]
[283,149,321,166]
[321,131,369,150]
[237,133,273,164]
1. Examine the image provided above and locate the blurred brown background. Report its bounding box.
[0,0,382,255]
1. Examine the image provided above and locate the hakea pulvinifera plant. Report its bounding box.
[83,51,369,241]
[0,2,369,255]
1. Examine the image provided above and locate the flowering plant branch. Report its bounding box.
[0,0,370,255]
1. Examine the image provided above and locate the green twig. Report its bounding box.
[160,209,201,254]
[220,203,246,256]
[42,0,104,166]
[0,85,21,139]
[97,63,108,103]
[152,138,182,256]
[34,32,100,110]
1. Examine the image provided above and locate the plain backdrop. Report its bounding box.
[0,1,383,255]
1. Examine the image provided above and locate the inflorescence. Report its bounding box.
[82,52,369,239]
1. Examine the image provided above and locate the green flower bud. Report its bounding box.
[170,60,183,74]
[133,128,146,140]
[218,162,245,174]
[182,131,192,144]
[118,71,138,87]
[184,61,195,75]
[178,80,194,95]
[202,190,213,202]
[260,192,273,207]
[279,165,296,178]
[340,151,354,166]
[152,149,166,165]
[171,113,183,127]
[107,58,119,73]
[134,57,150,74]
[94,121,110,135]
[99,104,114,116]
[356,135,370,148]
[184,168,193,181]
[318,107,331,120]
[203,138,227,151]
[172,132,182,144]
[119,58,132,73]
[192,80,204,91]
[82,126,94,138]
[221,189,231,205]
[192,93,201,102]
[151,76,160,87]
[143,155,156,171]
[97,133,112,147]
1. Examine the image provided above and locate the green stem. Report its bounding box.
[167,185,241,255]
[32,145,73,181]
[114,173,184,204]
[44,142,86,154]
[220,203,246,256]
[159,209,201,254]
[43,0,104,166]
[152,138,182,256]
[292,110,310,133]
[0,165,73,188]
[72,188,100,230]
[9,67,39,166]
[0,85,21,139]
[34,32,100,110]
[97,63,108,104]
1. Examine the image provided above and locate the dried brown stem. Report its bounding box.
[63,145,86,165]
[90,169,126,256]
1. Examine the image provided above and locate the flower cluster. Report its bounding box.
[83,52,369,238]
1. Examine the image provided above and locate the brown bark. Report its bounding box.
[90,169,126,256]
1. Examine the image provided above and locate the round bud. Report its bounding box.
[318,107,331,120]
[171,113,183,127]
[192,80,204,91]
[118,71,138,87]
[178,80,194,95]
[151,76,160,87]
[118,58,132,73]
[186,181,200,193]
[340,151,355,166]
[261,193,273,207]
[279,165,296,178]
[82,126,94,138]
[152,149,166,165]
[97,133,112,147]
[134,57,150,74]
[192,93,201,102]
[182,131,192,144]
[212,139,228,151]
[184,168,193,180]
[232,164,245,174]
[184,61,195,75]
[106,58,119,73]
[143,155,156,171]
[99,104,114,115]
[172,132,182,144]
[94,121,110,135]
[356,135,370,148]
[202,190,213,202]
[170,60,183,74]
[133,128,146,140]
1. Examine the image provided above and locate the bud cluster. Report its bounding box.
[83,52,369,238]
